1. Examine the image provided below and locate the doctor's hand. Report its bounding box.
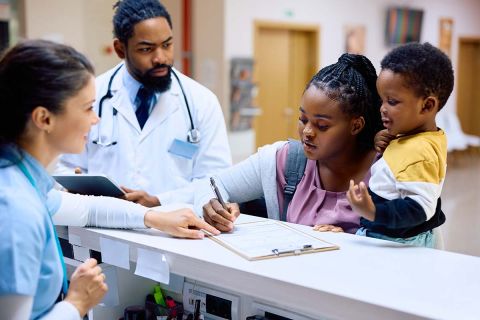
[65,258,108,317]
[202,199,240,232]
[144,208,220,239]
[121,186,160,207]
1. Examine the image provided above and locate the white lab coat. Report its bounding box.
[56,64,232,205]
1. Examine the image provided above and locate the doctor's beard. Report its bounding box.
[139,64,173,93]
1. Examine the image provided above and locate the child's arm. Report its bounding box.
[369,195,429,229]
[347,179,435,228]
[346,180,376,221]
[374,129,396,154]
[346,179,431,227]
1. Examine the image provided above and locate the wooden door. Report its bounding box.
[288,31,318,139]
[254,22,319,148]
[457,38,480,136]
[254,27,290,147]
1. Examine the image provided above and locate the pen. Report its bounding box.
[210,177,228,210]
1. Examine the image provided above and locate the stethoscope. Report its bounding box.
[92,64,200,146]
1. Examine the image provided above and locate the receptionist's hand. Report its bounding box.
[65,258,108,317]
[202,199,240,232]
[121,186,160,207]
[144,208,220,239]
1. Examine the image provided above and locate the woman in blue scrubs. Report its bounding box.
[0,40,218,319]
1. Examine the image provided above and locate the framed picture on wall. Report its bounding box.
[344,25,366,54]
[230,58,259,131]
[439,18,453,57]
[385,7,423,45]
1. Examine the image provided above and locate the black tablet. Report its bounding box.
[53,174,125,198]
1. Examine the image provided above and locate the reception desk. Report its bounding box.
[65,215,480,320]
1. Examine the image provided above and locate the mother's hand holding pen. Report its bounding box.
[202,200,240,232]
[203,178,240,232]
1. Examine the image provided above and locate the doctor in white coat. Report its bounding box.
[56,0,231,207]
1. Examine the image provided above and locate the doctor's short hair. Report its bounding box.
[306,53,383,153]
[0,39,94,147]
[380,42,454,110]
[113,0,172,44]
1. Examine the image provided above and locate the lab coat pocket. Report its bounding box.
[168,151,194,179]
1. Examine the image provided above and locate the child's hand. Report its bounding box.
[346,180,376,221]
[313,224,344,233]
[374,129,396,154]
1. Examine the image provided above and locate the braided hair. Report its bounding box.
[113,0,172,44]
[306,53,383,152]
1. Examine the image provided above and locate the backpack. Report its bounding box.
[239,140,307,221]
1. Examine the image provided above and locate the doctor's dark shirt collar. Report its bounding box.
[122,68,159,113]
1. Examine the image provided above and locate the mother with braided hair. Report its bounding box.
[197,53,383,233]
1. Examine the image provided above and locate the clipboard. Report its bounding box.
[53,174,125,198]
[205,220,339,261]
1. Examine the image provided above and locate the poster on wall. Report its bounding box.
[230,58,259,131]
[439,18,453,57]
[344,25,366,54]
[385,7,423,45]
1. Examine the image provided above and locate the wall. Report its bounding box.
[82,0,120,74]
[16,0,480,158]
[23,0,86,50]
[192,0,227,117]
[20,0,184,75]
[161,0,184,71]
[224,0,480,151]
[21,0,117,74]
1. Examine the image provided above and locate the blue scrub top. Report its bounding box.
[0,146,63,319]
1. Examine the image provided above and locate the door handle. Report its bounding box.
[283,107,294,117]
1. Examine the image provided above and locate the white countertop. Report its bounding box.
[68,215,480,320]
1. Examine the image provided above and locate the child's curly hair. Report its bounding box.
[380,42,454,110]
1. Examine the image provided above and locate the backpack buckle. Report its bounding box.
[284,185,296,195]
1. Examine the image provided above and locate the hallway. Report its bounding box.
[442,148,480,256]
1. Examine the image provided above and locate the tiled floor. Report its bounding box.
[442,148,480,257]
